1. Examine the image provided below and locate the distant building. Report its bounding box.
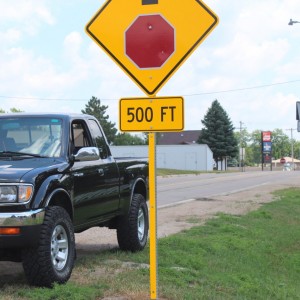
[157,130,201,145]
[110,130,214,171]
[110,144,213,171]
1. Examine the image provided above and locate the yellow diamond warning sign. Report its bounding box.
[86,0,218,96]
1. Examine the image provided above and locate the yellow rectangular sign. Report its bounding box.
[119,96,184,132]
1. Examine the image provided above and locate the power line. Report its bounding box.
[0,95,115,101]
[0,79,299,102]
[183,79,300,97]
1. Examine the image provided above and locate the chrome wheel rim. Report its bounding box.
[51,225,69,271]
[137,207,145,241]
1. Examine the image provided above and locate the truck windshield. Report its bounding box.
[0,117,62,158]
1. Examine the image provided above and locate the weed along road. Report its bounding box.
[157,171,300,208]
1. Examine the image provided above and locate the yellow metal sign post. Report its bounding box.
[86,1,218,298]
[120,95,183,299]
[148,131,157,299]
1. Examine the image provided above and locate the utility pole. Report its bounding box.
[239,121,245,172]
[286,128,297,170]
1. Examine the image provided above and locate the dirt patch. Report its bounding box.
[75,182,294,252]
[156,184,279,238]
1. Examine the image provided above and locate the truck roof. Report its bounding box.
[0,112,95,120]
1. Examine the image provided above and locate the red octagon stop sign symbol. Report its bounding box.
[280,157,286,164]
[125,14,175,69]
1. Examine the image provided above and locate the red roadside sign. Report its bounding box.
[280,158,286,164]
[262,131,272,142]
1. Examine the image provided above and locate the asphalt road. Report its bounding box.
[156,170,300,208]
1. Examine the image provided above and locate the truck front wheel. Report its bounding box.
[22,206,75,287]
[117,193,149,252]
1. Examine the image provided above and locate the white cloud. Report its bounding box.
[63,31,84,61]
[214,35,290,77]
[0,0,300,136]
[274,52,300,81]
[0,0,54,24]
[0,29,21,45]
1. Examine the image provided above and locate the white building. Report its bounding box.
[110,144,213,171]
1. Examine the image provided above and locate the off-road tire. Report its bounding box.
[22,206,75,287]
[117,193,149,252]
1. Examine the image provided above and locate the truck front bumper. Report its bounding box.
[0,209,45,249]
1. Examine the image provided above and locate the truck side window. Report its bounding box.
[88,119,110,159]
[71,121,91,154]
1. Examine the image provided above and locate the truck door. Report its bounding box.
[71,119,120,227]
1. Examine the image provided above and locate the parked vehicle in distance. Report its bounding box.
[227,158,238,167]
[0,113,149,287]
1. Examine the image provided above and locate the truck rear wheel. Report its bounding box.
[117,193,149,252]
[22,206,75,287]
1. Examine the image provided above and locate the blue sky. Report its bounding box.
[1,0,300,139]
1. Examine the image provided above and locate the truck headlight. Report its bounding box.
[18,185,33,203]
[0,185,33,203]
[0,186,17,203]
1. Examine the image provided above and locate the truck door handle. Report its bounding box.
[74,172,84,177]
[98,168,104,176]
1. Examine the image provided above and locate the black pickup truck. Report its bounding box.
[0,113,149,287]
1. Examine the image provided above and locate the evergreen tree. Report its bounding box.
[197,100,238,168]
[81,96,117,144]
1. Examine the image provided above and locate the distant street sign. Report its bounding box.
[119,96,184,132]
[261,131,272,170]
[262,131,272,142]
[280,157,286,164]
[296,102,300,132]
[296,101,300,120]
[263,141,272,153]
[86,0,218,95]
[263,153,271,164]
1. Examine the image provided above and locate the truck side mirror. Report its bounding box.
[72,147,100,162]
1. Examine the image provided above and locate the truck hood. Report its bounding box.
[0,158,67,183]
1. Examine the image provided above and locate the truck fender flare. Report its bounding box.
[44,188,74,221]
[128,177,147,211]
[31,174,70,209]
[44,188,71,207]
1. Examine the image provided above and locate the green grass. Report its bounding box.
[1,188,300,299]
[156,168,237,176]
[157,168,201,176]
